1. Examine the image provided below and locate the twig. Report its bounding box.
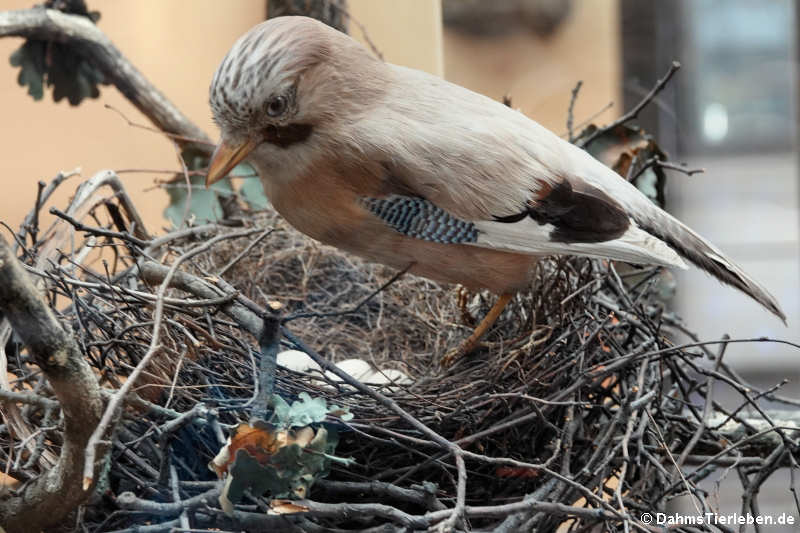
[116,487,220,515]
[104,104,214,147]
[562,101,614,138]
[0,8,211,150]
[0,236,105,533]
[82,231,256,489]
[566,80,583,142]
[173,141,194,229]
[281,328,469,531]
[655,160,705,176]
[217,228,274,277]
[629,156,705,182]
[283,264,411,323]
[0,389,58,410]
[157,403,210,485]
[169,462,190,530]
[49,207,148,248]
[13,169,76,253]
[253,314,280,420]
[677,335,729,467]
[579,61,681,148]
[316,479,446,511]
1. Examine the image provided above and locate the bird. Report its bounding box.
[206,16,785,364]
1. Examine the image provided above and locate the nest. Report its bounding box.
[1,170,799,533]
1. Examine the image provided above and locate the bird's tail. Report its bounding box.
[632,205,786,323]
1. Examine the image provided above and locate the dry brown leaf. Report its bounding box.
[0,471,20,489]
[269,499,309,515]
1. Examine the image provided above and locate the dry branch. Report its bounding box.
[0,235,106,533]
[0,7,211,151]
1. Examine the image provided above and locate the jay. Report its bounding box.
[206,17,784,362]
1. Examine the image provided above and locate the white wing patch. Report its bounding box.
[474,217,688,268]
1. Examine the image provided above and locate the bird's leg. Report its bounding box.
[442,292,513,367]
[457,286,476,326]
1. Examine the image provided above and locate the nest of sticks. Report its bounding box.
[1,167,798,533]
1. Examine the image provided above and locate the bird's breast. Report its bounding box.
[261,165,537,294]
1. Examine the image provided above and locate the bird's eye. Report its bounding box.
[266,95,288,117]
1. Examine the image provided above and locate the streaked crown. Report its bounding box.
[210,17,334,134]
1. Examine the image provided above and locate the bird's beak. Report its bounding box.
[205,137,259,187]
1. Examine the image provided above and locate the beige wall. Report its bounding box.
[1,0,266,232]
[0,0,618,232]
[349,0,444,76]
[444,0,619,133]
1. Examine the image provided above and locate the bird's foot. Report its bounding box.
[440,340,479,368]
[457,286,476,326]
[441,292,514,368]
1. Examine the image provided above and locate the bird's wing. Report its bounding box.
[360,189,686,269]
[355,65,686,268]
[350,64,784,321]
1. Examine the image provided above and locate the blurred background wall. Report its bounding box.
[0,0,620,233]
[618,0,799,372]
[0,0,796,369]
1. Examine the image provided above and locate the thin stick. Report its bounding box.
[104,104,214,147]
[566,80,583,142]
[579,61,681,147]
[677,335,729,467]
[281,328,468,530]
[283,264,411,323]
[82,231,255,489]
[217,228,274,277]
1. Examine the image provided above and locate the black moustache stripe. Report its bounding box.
[263,123,313,148]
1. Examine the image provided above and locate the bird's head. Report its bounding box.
[206,16,386,186]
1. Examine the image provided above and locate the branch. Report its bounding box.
[82,228,261,489]
[0,388,59,409]
[0,8,211,151]
[316,479,446,511]
[137,261,263,336]
[116,487,220,516]
[282,329,469,531]
[629,157,705,182]
[578,61,681,148]
[0,236,106,533]
[566,80,583,142]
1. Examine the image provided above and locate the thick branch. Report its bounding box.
[0,8,211,150]
[0,236,106,533]
[137,260,263,336]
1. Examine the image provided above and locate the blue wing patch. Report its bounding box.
[361,195,479,244]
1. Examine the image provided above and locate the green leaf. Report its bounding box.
[226,448,291,504]
[10,41,46,101]
[270,393,354,429]
[8,3,106,105]
[271,394,291,425]
[164,173,233,226]
[275,393,328,429]
[164,148,238,226]
[224,427,347,503]
[237,176,270,210]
